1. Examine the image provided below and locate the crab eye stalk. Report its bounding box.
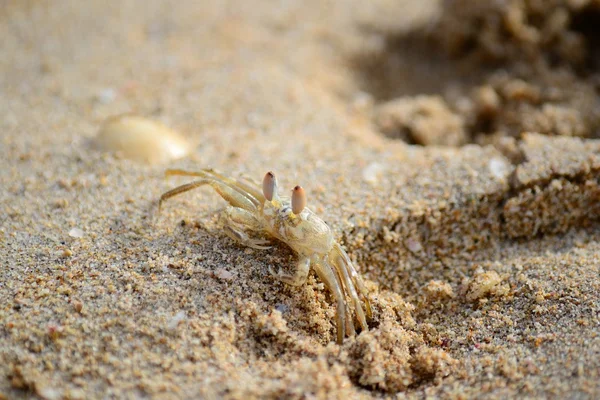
[291,185,306,214]
[263,171,277,201]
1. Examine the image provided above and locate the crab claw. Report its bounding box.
[263,171,278,201]
[291,186,306,215]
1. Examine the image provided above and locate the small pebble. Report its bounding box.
[362,162,385,185]
[215,268,234,281]
[47,324,63,340]
[52,198,69,208]
[405,237,423,253]
[73,300,84,313]
[489,158,510,180]
[68,228,84,238]
[167,310,187,331]
[37,385,62,400]
[93,115,190,164]
[275,303,289,313]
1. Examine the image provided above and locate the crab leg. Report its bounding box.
[165,169,264,207]
[159,178,257,213]
[270,256,310,286]
[333,244,372,320]
[312,260,347,344]
[205,169,265,204]
[220,207,271,250]
[325,257,366,334]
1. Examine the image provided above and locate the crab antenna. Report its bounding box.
[291,186,306,214]
[263,171,278,201]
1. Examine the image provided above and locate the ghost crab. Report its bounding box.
[159,168,372,343]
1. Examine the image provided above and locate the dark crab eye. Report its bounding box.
[291,185,306,214]
[263,171,277,201]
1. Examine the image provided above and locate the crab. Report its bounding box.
[159,168,372,343]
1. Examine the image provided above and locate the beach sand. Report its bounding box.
[1,0,599,398]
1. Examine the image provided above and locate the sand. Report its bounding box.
[1,0,599,398]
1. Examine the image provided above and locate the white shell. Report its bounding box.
[93,115,190,164]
